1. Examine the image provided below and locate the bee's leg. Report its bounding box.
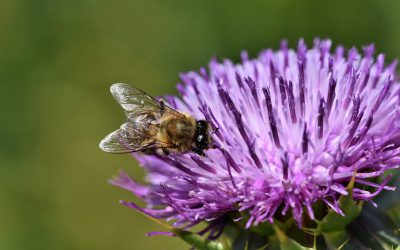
[192,146,206,156]
[210,140,220,149]
[162,148,170,155]
[212,127,220,134]
[159,99,165,116]
[198,149,206,156]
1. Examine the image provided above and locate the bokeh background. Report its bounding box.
[1,0,400,249]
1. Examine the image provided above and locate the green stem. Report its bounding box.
[172,229,228,250]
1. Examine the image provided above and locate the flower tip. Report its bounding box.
[240,50,249,62]
[146,231,176,237]
[108,170,125,184]
[280,39,288,49]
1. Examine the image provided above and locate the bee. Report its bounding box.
[99,83,212,155]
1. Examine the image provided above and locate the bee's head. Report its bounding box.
[192,120,211,155]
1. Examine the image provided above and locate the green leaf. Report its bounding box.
[173,229,227,250]
[387,204,400,226]
[316,174,362,233]
[273,225,313,250]
[322,231,348,250]
[346,219,386,250]
[375,171,400,210]
[280,238,312,250]
[265,235,281,250]
[346,204,400,250]
[250,221,274,236]
[230,227,269,250]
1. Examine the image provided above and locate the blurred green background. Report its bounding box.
[1,0,400,249]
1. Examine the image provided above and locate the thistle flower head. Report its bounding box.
[111,39,399,230]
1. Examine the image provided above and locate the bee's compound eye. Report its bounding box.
[197,135,204,142]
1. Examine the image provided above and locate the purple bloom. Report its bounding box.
[110,39,399,229]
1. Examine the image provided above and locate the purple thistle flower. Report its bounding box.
[110,39,399,229]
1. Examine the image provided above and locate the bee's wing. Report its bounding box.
[99,128,139,153]
[99,131,153,153]
[99,121,176,154]
[101,83,183,154]
[110,83,178,114]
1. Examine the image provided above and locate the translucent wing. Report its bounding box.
[99,128,142,153]
[100,83,183,153]
[99,115,175,154]
[110,83,188,130]
[99,131,161,153]
[110,83,160,112]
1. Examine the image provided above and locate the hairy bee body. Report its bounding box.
[99,83,212,156]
